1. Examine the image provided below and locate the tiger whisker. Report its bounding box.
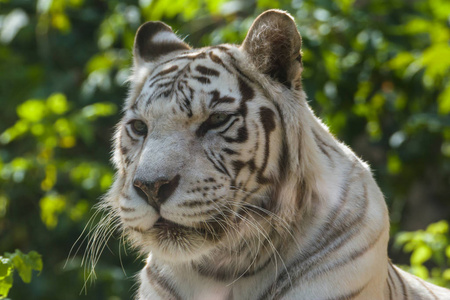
[205,197,289,286]
[216,198,293,286]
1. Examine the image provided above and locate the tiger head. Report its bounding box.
[106,10,324,265]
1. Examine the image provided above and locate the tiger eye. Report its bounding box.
[208,113,229,125]
[131,120,148,135]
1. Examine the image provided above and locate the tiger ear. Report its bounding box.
[133,21,191,65]
[241,10,302,89]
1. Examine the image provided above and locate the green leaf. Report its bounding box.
[335,0,355,13]
[10,256,27,283]
[7,250,43,284]
[0,120,28,144]
[395,232,413,247]
[0,250,42,297]
[81,102,117,120]
[411,245,433,266]
[427,220,449,235]
[0,257,12,277]
[26,251,43,273]
[257,0,280,9]
[51,12,71,33]
[86,53,114,73]
[11,250,32,283]
[443,269,450,281]
[445,245,450,258]
[205,0,226,13]
[40,194,67,229]
[388,52,415,72]
[411,264,429,279]
[438,84,450,115]
[16,99,47,122]
[0,268,13,298]
[403,18,431,34]
[421,43,450,79]
[47,93,69,115]
[387,153,402,175]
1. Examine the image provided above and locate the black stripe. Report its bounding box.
[412,274,438,300]
[258,166,362,299]
[181,207,217,217]
[208,51,233,74]
[315,136,333,163]
[327,283,367,300]
[308,221,384,283]
[122,215,145,222]
[387,269,393,300]
[222,148,237,155]
[193,76,210,84]
[150,65,179,81]
[209,90,235,109]
[124,155,134,166]
[120,206,135,212]
[267,181,370,299]
[238,76,254,102]
[176,81,193,117]
[214,153,231,177]
[196,65,220,77]
[256,107,276,184]
[124,126,140,143]
[146,264,182,300]
[148,76,172,89]
[143,48,223,84]
[177,198,219,208]
[273,102,289,183]
[223,125,248,143]
[204,150,230,177]
[219,118,239,134]
[120,145,130,155]
[391,263,408,299]
[312,129,343,157]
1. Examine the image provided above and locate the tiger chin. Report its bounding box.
[101,9,450,300]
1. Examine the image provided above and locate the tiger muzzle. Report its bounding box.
[133,174,181,211]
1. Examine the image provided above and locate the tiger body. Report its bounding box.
[103,10,450,300]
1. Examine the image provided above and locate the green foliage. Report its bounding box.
[1,92,117,230]
[0,250,43,299]
[0,0,449,298]
[395,220,450,288]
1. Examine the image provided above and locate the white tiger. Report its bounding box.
[99,9,450,299]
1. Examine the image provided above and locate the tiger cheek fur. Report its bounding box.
[99,9,450,300]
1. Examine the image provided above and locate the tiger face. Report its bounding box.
[109,14,304,264]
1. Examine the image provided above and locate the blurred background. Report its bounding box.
[0,0,449,299]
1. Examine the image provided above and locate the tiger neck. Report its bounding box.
[191,210,294,281]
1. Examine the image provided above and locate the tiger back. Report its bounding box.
[103,9,450,299]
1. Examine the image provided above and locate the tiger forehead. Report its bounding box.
[134,48,251,117]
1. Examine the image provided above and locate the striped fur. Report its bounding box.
[99,9,450,300]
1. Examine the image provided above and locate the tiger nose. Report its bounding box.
[133,175,181,209]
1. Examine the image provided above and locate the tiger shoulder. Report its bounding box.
[99,9,450,300]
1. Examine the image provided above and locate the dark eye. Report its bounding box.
[196,113,233,137]
[130,120,148,135]
[208,113,229,125]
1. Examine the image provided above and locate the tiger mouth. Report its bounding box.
[153,217,208,235]
[152,216,227,241]
[154,217,189,230]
